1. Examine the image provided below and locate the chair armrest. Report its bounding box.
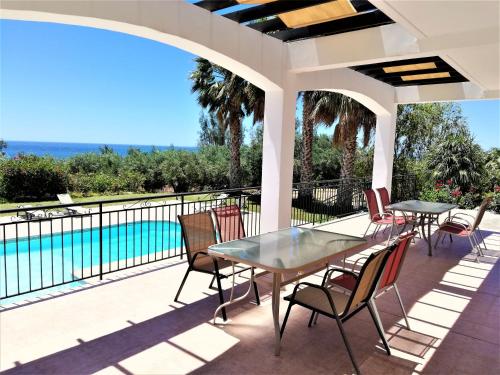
[450,212,475,221]
[445,216,472,228]
[351,256,369,272]
[323,267,358,284]
[442,220,469,230]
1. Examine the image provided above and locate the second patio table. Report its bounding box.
[208,227,366,356]
[386,200,457,256]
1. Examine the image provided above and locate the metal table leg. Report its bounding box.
[427,215,433,256]
[272,272,282,356]
[213,263,255,323]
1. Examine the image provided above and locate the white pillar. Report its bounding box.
[371,105,397,195]
[260,88,297,232]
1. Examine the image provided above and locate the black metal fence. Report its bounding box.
[0,175,415,300]
[0,187,261,300]
[291,174,416,226]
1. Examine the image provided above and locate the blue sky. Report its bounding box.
[1,20,499,149]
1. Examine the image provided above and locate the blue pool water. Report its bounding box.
[0,220,182,300]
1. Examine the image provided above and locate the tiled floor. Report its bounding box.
[1,211,499,374]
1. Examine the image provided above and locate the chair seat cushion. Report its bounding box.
[439,222,471,236]
[329,273,357,291]
[374,216,406,225]
[285,286,350,316]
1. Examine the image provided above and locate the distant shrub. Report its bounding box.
[160,151,203,192]
[0,155,68,201]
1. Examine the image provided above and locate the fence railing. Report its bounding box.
[0,174,416,300]
[291,174,416,226]
[0,187,261,300]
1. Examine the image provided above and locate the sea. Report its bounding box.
[3,140,198,159]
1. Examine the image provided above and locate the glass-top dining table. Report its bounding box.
[386,200,457,256]
[208,227,367,355]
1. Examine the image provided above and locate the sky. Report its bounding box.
[1,20,499,149]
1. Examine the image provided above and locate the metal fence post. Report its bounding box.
[180,195,185,260]
[99,203,103,280]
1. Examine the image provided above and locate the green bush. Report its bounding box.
[198,146,230,188]
[0,155,68,201]
[160,151,203,192]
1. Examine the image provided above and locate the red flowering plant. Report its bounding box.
[420,178,480,208]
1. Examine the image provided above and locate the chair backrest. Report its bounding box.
[178,212,217,265]
[471,197,492,231]
[379,231,417,289]
[345,244,395,314]
[376,187,391,211]
[212,205,246,242]
[57,194,73,205]
[363,189,380,220]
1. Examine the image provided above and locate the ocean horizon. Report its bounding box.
[3,140,198,159]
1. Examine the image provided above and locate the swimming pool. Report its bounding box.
[0,220,182,299]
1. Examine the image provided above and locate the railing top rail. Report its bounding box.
[0,186,262,214]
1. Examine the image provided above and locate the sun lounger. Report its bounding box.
[15,205,47,220]
[57,194,89,215]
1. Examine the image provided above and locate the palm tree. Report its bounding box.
[298,92,315,200]
[190,57,264,188]
[307,91,376,210]
[309,91,375,179]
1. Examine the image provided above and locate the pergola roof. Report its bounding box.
[194,0,393,42]
[351,56,468,87]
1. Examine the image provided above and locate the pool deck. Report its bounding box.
[1,211,499,374]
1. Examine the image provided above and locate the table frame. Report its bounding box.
[387,200,456,256]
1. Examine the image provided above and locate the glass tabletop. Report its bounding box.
[208,227,366,272]
[387,200,457,214]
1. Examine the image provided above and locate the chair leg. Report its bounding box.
[174,268,191,302]
[367,300,391,356]
[477,228,488,251]
[251,268,260,305]
[468,236,480,263]
[209,275,216,289]
[334,315,361,375]
[471,234,485,257]
[393,284,410,330]
[363,222,372,237]
[215,272,228,321]
[434,232,442,249]
[280,302,294,338]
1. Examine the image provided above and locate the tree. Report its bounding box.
[427,129,485,191]
[190,57,264,188]
[0,139,7,157]
[297,92,316,199]
[308,92,375,180]
[198,111,228,146]
[305,91,375,211]
[394,103,467,170]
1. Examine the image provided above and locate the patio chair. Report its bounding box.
[175,211,259,321]
[57,194,89,215]
[280,245,396,375]
[363,189,407,238]
[327,231,417,333]
[212,204,260,304]
[434,197,492,261]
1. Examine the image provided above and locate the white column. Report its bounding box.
[260,88,297,232]
[371,105,397,195]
